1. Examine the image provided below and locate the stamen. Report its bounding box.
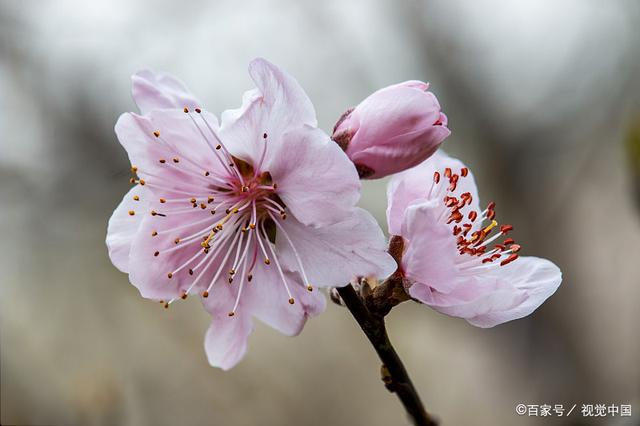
[431,165,522,269]
[203,228,244,295]
[500,253,519,266]
[269,211,313,291]
[260,221,294,304]
[229,239,252,316]
[190,111,243,184]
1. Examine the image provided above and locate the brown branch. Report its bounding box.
[337,285,438,426]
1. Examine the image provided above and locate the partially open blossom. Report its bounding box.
[106,58,396,369]
[387,151,561,327]
[332,81,450,179]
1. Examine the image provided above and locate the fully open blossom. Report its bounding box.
[332,81,450,179]
[387,151,561,327]
[107,58,396,369]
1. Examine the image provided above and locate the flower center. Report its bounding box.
[130,107,313,314]
[428,167,521,270]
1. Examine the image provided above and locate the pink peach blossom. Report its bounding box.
[332,81,450,179]
[387,151,561,327]
[107,58,396,369]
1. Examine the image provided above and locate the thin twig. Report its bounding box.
[337,285,438,426]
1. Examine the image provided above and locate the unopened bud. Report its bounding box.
[332,81,450,179]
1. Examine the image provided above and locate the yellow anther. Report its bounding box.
[482,220,498,234]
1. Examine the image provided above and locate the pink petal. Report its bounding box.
[411,257,561,328]
[132,70,201,115]
[265,125,360,226]
[106,185,148,273]
[202,282,253,370]
[204,311,253,371]
[345,88,441,155]
[276,208,397,287]
[114,110,224,192]
[387,150,480,235]
[467,257,562,327]
[219,58,317,169]
[245,264,326,336]
[248,58,317,128]
[125,200,223,300]
[387,80,431,92]
[400,201,465,293]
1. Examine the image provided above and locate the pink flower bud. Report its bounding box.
[332,81,451,179]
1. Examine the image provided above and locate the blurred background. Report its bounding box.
[1,0,639,425]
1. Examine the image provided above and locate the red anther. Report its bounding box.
[476,246,487,255]
[500,253,519,266]
[503,237,515,245]
[460,192,471,200]
[445,197,458,207]
[448,181,458,192]
[461,167,469,177]
[433,171,441,184]
[195,108,202,113]
[468,211,478,221]
[487,210,496,220]
[444,168,452,178]
[456,235,464,244]
[500,224,514,233]
[491,253,501,260]
[482,257,494,264]
[447,210,463,224]
[509,244,521,253]
[450,174,459,183]
[487,201,496,210]
[468,247,478,255]
[453,225,461,235]
[494,244,506,251]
